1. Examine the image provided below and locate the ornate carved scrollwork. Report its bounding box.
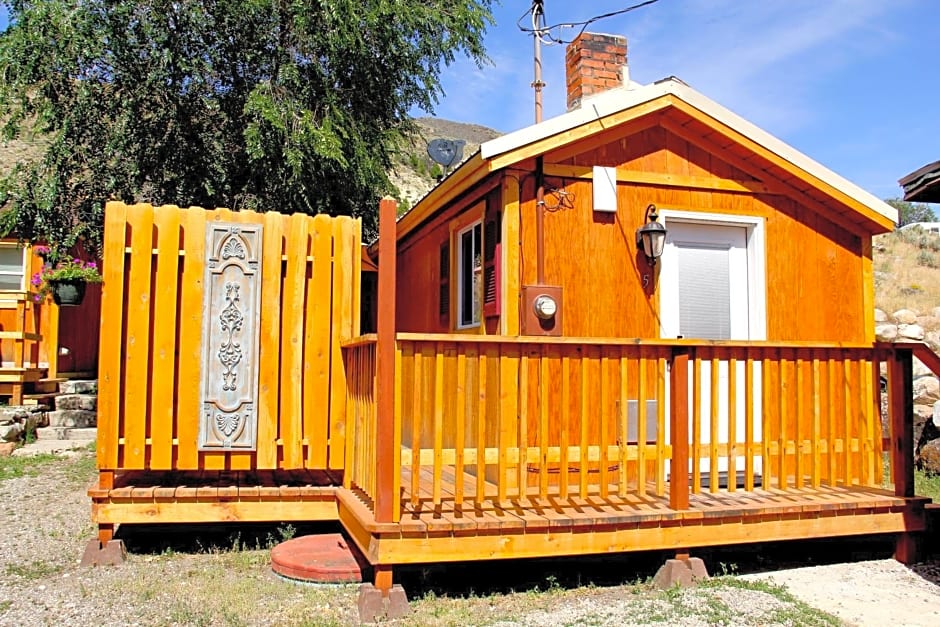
[198,222,263,451]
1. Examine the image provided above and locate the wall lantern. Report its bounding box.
[636,204,667,265]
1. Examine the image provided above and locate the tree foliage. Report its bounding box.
[885,197,937,227]
[0,0,494,253]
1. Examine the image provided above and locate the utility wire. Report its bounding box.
[517,0,664,45]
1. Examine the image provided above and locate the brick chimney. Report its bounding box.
[565,32,628,111]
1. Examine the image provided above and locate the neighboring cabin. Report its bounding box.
[0,138,100,402]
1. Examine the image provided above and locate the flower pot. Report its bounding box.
[50,279,86,306]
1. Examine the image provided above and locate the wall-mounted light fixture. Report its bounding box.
[636,203,667,265]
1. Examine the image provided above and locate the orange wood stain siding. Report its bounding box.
[504,125,868,342]
[96,202,361,473]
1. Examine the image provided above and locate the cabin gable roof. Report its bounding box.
[397,78,896,244]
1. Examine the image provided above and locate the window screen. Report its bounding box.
[677,243,731,340]
[0,247,25,291]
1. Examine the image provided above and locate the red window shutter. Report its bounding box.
[483,210,501,318]
[439,241,450,323]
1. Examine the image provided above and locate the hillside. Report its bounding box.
[874,226,940,318]
[389,117,502,211]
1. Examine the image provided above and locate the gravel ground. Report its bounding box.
[1,448,938,626]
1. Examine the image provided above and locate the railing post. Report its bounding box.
[886,345,914,498]
[670,347,690,510]
[374,198,398,523]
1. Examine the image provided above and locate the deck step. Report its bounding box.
[32,378,66,395]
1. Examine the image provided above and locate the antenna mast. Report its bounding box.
[532,1,546,123]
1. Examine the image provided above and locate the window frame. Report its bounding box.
[0,243,29,292]
[455,219,483,330]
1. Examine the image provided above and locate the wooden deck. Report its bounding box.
[336,462,929,565]
[89,470,340,527]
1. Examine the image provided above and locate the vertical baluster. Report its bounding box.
[709,351,719,493]
[728,353,738,492]
[692,355,701,494]
[618,351,629,498]
[579,351,589,500]
[812,351,822,488]
[518,350,529,499]
[455,349,466,508]
[539,347,550,500]
[656,348,668,497]
[744,351,755,491]
[600,346,610,498]
[637,348,648,497]
[560,351,570,498]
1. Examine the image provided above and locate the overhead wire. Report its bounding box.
[517,0,664,45]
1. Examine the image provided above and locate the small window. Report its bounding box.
[0,245,27,291]
[457,221,482,328]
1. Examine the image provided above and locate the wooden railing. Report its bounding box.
[0,290,46,372]
[344,335,922,522]
[343,338,378,499]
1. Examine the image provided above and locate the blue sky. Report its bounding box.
[427,0,939,201]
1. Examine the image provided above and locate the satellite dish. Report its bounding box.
[427,139,466,174]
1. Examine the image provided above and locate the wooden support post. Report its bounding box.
[887,346,914,498]
[374,565,394,595]
[374,197,398,523]
[98,523,115,545]
[45,298,60,379]
[99,470,115,491]
[887,345,920,564]
[670,348,690,511]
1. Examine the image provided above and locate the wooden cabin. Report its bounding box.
[0,241,101,403]
[89,33,931,598]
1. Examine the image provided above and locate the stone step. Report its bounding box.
[55,394,97,411]
[59,380,97,395]
[47,409,97,428]
[36,426,97,441]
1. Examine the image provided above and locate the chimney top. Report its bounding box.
[565,32,628,111]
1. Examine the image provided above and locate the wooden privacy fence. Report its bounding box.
[344,335,904,522]
[97,202,361,472]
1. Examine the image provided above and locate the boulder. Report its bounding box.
[876,324,899,341]
[899,324,926,341]
[59,380,97,395]
[917,405,940,449]
[874,308,888,323]
[0,423,23,442]
[918,438,940,475]
[913,376,940,404]
[894,309,919,325]
[917,316,940,331]
[914,358,934,379]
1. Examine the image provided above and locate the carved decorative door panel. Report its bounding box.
[198,223,263,450]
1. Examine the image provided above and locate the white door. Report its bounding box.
[661,220,762,483]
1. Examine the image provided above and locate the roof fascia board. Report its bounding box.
[395,152,490,243]
[478,79,896,229]
[666,84,897,228]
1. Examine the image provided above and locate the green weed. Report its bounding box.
[0,453,58,481]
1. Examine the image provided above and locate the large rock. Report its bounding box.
[47,410,97,428]
[914,358,934,379]
[0,423,23,442]
[913,376,940,404]
[899,324,926,340]
[874,308,888,323]
[918,438,940,475]
[55,394,97,411]
[876,324,899,341]
[917,404,940,449]
[894,309,919,325]
[59,380,97,395]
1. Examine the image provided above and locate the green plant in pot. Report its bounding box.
[30,245,102,306]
